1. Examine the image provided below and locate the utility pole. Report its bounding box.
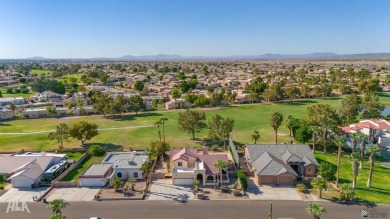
[268,202,272,219]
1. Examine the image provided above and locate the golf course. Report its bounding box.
[0,93,389,152]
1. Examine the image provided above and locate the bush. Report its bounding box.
[210,145,220,152]
[340,184,356,201]
[88,145,105,156]
[237,170,248,191]
[0,185,4,190]
[220,185,229,193]
[232,181,238,189]
[296,183,306,193]
[233,190,241,196]
[318,161,336,181]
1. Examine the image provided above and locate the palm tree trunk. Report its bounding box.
[367,157,374,188]
[275,129,278,144]
[312,133,316,153]
[360,142,365,169]
[336,146,341,187]
[162,123,166,142]
[158,127,161,141]
[220,168,223,186]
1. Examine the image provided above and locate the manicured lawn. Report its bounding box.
[0,94,389,152]
[62,155,105,181]
[0,181,8,189]
[315,152,390,204]
[30,70,53,76]
[56,73,84,83]
[65,151,85,160]
[0,87,34,98]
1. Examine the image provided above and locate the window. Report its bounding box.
[133,172,139,178]
[178,162,183,167]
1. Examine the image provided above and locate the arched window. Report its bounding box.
[207,175,214,181]
[133,172,139,178]
[117,172,122,178]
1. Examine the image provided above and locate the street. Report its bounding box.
[0,200,389,219]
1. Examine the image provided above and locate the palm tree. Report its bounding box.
[285,115,294,136]
[349,133,358,152]
[46,199,69,217]
[340,184,356,201]
[160,117,168,142]
[349,152,360,188]
[270,112,283,144]
[214,160,227,186]
[112,177,123,192]
[154,120,162,141]
[311,126,321,153]
[318,124,332,153]
[141,161,153,192]
[305,202,326,219]
[367,145,380,188]
[333,136,346,187]
[311,177,327,198]
[358,134,369,168]
[251,130,260,144]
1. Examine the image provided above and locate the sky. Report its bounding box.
[0,0,389,58]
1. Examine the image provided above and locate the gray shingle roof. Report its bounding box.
[0,156,55,174]
[246,144,318,176]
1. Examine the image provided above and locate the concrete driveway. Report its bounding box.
[247,178,301,200]
[46,187,99,202]
[0,188,49,203]
[148,179,194,201]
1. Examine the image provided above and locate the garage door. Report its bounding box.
[278,176,293,184]
[12,179,33,188]
[174,178,193,185]
[260,176,275,184]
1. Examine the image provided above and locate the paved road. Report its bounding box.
[0,200,389,219]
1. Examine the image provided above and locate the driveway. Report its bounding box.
[46,187,99,202]
[0,188,49,203]
[148,179,194,201]
[247,178,301,200]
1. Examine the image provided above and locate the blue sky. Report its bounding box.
[1,0,389,58]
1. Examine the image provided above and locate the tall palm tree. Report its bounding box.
[154,120,162,141]
[318,124,332,153]
[214,160,227,186]
[141,161,153,192]
[46,199,70,217]
[333,136,346,187]
[270,112,283,144]
[358,134,369,168]
[305,202,326,219]
[160,117,168,142]
[349,133,358,152]
[311,126,321,153]
[251,130,260,144]
[366,145,380,188]
[311,177,327,198]
[349,152,360,188]
[285,115,294,137]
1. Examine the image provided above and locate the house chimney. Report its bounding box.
[202,147,208,155]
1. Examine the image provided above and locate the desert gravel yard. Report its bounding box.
[46,187,99,202]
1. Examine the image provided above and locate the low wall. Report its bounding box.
[151,173,165,180]
[53,181,77,188]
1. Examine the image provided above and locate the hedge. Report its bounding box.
[237,170,248,191]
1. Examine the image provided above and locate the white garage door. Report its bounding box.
[12,179,33,188]
[174,178,193,185]
[79,178,108,187]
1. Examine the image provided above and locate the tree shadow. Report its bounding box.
[0,123,11,126]
[84,143,124,151]
[115,112,163,121]
[358,187,390,196]
[281,99,319,106]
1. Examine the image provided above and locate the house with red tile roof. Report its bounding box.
[341,119,390,147]
[169,148,229,186]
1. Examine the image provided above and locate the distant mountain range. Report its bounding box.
[4,53,390,61]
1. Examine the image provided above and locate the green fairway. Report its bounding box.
[0,94,389,152]
[30,70,53,76]
[315,152,390,204]
[56,73,84,83]
[0,87,34,98]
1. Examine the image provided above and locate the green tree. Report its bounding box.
[68,121,99,145]
[46,106,57,116]
[270,112,283,144]
[178,110,206,140]
[112,177,122,192]
[214,160,227,186]
[305,202,326,219]
[350,152,360,188]
[172,89,182,99]
[367,145,380,188]
[311,177,327,198]
[340,184,356,201]
[154,120,162,141]
[285,115,294,136]
[358,134,369,168]
[149,141,170,157]
[294,124,312,144]
[46,199,69,218]
[333,136,346,187]
[141,161,153,192]
[310,126,321,153]
[349,133,359,152]
[128,95,146,115]
[207,114,235,150]
[9,104,17,116]
[318,162,336,181]
[88,145,105,156]
[48,123,69,151]
[160,117,168,142]
[0,90,2,97]
[361,91,384,119]
[339,94,362,123]
[252,130,260,144]
[133,80,144,92]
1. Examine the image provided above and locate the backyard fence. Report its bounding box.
[53,152,89,183]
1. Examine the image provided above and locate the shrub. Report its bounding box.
[296,183,306,193]
[0,185,4,190]
[237,170,248,191]
[232,181,238,189]
[318,161,336,181]
[340,184,356,201]
[88,145,105,157]
[210,145,220,152]
[233,190,241,196]
[220,185,229,193]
